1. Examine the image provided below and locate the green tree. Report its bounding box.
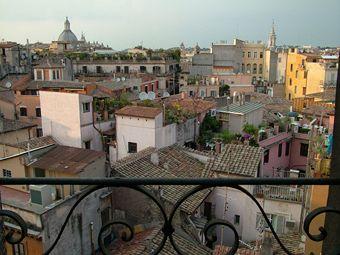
[219,84,230,96]
[218,130,235,144]
[243,123,258,136]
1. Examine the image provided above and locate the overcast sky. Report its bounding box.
[1,0,339,50]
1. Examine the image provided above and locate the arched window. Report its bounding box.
[241,64,245,73]
[246,64,251,73]
[253,63,257,74]
[259,64,263,74]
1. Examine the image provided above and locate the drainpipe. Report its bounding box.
[92,100,104,151]
[90,222,95,255]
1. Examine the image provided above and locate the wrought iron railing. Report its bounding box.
[0,177,340,255]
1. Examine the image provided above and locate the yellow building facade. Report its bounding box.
[285,49,308,100]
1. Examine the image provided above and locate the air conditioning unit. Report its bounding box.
[285,220,296,229]
[29,185,57,207]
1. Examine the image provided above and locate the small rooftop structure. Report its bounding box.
[30,145,105,174]
[208,144,263,177]
[17,80,88,91]
[218,102,263,115]
[115,106,162,119]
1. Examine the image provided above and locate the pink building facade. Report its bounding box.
[259,131,308,177]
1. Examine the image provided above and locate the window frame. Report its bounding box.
[128,142,137,153]
[3,169,12,178]
[264,149,270,164]
[35,107,41,117]
[300,143,309,157]
[278,143,282,157]
[82,102,91,113]
[285,141,290,156]
[19,106,27,117]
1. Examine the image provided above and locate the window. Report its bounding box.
[254,52,258,58]
[84,140,91,149]
[34,168,45,177]
[294,86,297,93]
[278,143,282,157]
[241,63,245,73]
[189,91,194,96]
[144,85,148,93]
[3,169,12,178]
[200,90,205,97]
[12,243,25,255]
[116,66,121,73]
[124,66,129,73]
[36,70,42,80]
[56,70,60,79]
[295,70,298,78]
[303,87,306,95]
[52,70,56,80]
[288,93,291,100]
[151,83,154,92]
[264,149,269,163]
[290,64,293,72]
[285,141,290,156]
[246,64,251,73]
[252,64,257,74]
[128,142,137,153]
[82,102,90,113]
[256,213,285,234]
[36,127,43,137]
[289,78,292,86]
[260,52,263,58]
[234,215,240,225]
[259,64,263,74]
[247,52,251,58]
[140,66,146,73]
[210,90,217,97]
[304,71,308,79]
[300,143,309,157]
[96,66,102,73]
[19,107,27,117]
[242,51,245,57]
[36,107,41,117]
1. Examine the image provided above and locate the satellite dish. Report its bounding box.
[162,92,170,98]
[139,92,148,101]
[121,77,126,81]
[5,81,12,89]
[116,78,121,82]
[147,92,156,100]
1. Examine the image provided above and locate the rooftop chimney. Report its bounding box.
[215,140,222,153]
[151,152,159,166]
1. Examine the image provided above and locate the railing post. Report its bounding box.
[322,52,340,253]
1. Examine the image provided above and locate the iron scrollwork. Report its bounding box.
[0,178,339,254]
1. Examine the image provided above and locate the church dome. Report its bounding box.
[58,17,78,42]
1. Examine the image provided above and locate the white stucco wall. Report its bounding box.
[208,185,302,245]
[41,91,82,148]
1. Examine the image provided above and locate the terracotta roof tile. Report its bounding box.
[111,145,211,214]
[115,106,162,119]
[30,145,105,174]
[209,144,263,177]
[0,118,36,134]
[12,136,56,150]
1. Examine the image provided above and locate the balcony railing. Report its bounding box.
[253,185,304,203]
[0,177,339,255]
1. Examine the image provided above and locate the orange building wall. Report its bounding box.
[305,185,329,254]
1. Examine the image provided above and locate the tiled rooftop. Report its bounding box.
[0,118,36,134]
[30,145,105,174]
[115,106,162,119]
[167,98,216,114]
[208,144,263,177]
[12,136,56,150]
[218,102,263,115]
[109,228,212,255]
[112,145,211,214]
